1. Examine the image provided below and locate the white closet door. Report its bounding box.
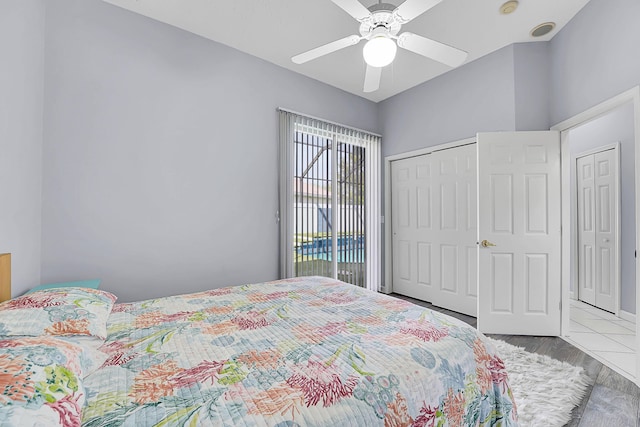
[430,145,478,316]
[594,149,618,313]
[577,155,597,305]
[391,145,477,315]
[577,148,619,313]
[391,155,433,301]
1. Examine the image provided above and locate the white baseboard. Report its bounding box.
[618,309,636,324]
[569,290,576,300]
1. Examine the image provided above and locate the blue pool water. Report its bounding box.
[298,237,365,263]
[308,249,364,263]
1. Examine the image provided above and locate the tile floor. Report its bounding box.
[564,299,637,382]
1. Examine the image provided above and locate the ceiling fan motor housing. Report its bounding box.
[360,3,401,39]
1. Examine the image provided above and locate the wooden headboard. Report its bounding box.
[0,253,11,302]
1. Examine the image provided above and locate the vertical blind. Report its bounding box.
[279,109,381,291]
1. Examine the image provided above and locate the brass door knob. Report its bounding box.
[480,239,496,248]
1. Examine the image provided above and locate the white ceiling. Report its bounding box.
[101,0,591,102]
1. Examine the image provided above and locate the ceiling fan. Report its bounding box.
[291,0,468,93]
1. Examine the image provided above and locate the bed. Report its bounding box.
[0,274,518,426]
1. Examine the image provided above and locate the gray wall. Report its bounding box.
[513,42,550,131]
[379,42,553,158]
[549,0,640,124]
[41,0,378,302]
[379,44,517,157]
[568,103,636,313]
[0,0,44,296]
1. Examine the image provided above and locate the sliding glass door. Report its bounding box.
[279,110,380,290]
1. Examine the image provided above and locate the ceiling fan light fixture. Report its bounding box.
[363,35,397,67]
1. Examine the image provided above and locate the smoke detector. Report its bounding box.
[499,1,519,15]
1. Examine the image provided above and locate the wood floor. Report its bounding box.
[390,293,640,427]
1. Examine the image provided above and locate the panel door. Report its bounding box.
[577,149,619,313]
[477,131,561,335]
[430,144,478,316]
[593,149,618,313]
[577,155,597,305]
[391,155,433,301]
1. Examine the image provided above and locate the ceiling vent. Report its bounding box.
[531,22,556,37]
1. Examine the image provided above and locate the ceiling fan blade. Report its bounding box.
[363,65,382,93]
[397,32,468,67]
[393,0,442,23]
[330,0,371,22]
[292,35,361,64]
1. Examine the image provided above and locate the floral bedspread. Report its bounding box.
[0,337,87,426]
[82,277,518,426]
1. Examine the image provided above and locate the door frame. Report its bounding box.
[551,86,640,386]
[573,143,621,312]
[383,137,476,294]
